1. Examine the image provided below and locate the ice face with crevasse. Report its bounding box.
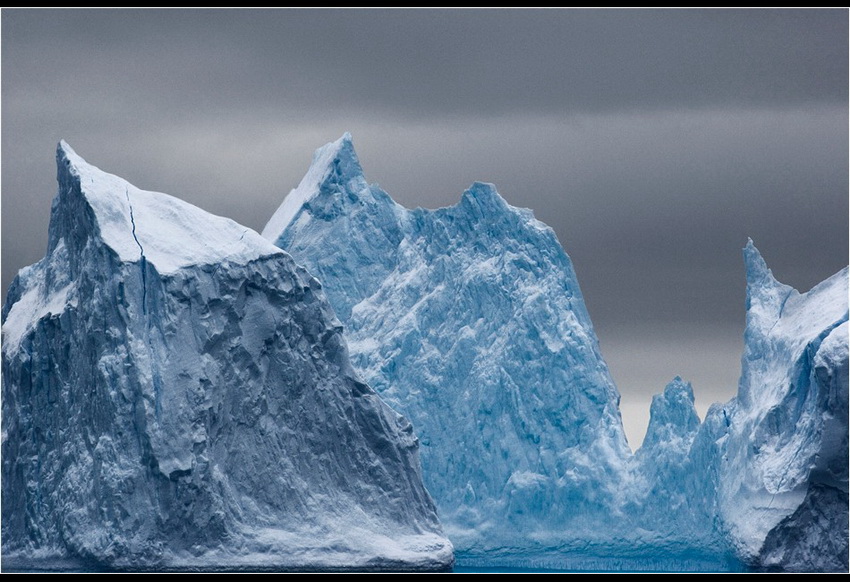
[1,142,453,572]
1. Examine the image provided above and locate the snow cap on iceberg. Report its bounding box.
[262,132,366,239]
[52,140,279,274]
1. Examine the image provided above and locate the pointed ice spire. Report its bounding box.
[742,239,794,323]
[460,181,512,217]
[320,131,363,184]
[641,376,700,451]
[57,139,85,171]
[54,140,92,206]
[48,140,101,259]
[743,238,780,291]
[57,139,78,178]
[262,133,366,240]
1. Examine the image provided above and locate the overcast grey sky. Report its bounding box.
[2,9,847,447]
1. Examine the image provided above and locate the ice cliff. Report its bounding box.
[263,134,635,563]
[1,142,453,571]
[708,242,848,571]
[633,243,848,572]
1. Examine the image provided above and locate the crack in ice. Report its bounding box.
[125,189,148,316]
[126,188,145,262]
[126,188,160,418]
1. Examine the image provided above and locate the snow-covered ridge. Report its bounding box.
[56,140,280,273]
[5,141,284,358]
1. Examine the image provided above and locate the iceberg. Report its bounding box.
[9,134,838,572]
[1,142,453,571]
[636,242,848,572]
[263,134,634,563]
[630,378,738,568]
[712,242,848,571]
[632,377,706,539]
[265,134,848,572]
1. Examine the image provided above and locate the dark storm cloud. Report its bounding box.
[2,9,847,445]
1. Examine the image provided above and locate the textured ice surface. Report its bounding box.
[633,379,710,538]
[264,135,646,562]
[597,245,848,573]
[713,242,848,571]
[265,135,848,571]
[1,142,453,571]
[640,243,849,572]
[15,135,837,572]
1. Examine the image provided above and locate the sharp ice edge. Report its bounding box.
[266,134,849,572]
[1,141,453,571]
[53,140,285,275]
[261,132,359,240]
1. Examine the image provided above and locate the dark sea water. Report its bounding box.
[3,553,747,573]
[453,566,579,574]
[451,552,748,574]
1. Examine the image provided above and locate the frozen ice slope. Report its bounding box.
[1,142,453,571]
